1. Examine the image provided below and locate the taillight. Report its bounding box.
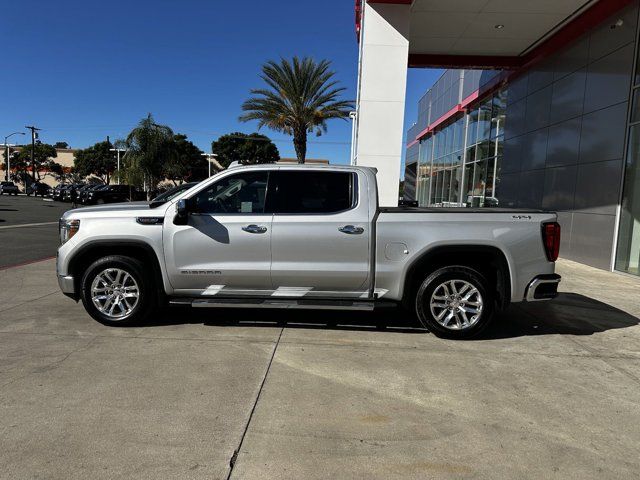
[542,222,561,262]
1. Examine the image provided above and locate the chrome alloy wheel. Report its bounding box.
[90,268,140,320]
[429,279,483,330]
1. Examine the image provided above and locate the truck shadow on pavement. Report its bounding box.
[481,292,640,340]
[142,292,639,339]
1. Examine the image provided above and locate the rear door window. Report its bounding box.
[270,171,355,214]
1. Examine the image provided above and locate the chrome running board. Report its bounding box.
[170,297,375,311]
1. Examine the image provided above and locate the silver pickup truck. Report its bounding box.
[56,164,561,339]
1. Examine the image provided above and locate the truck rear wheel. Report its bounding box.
[80,255,156,327]
[415,266,494,339]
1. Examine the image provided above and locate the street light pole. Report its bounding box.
[3,131,26,181]
[109,148,127,184]
[201,153,219,177]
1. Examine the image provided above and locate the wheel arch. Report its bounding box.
[401,244,512,310]
[67,240,165,304]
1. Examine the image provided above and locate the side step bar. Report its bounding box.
[170,297,375,311]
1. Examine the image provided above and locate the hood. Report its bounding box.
[61,201,167,220]
[71,201,150,214]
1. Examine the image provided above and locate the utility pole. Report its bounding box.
[24,126,41,182]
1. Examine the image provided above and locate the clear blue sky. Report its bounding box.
[2,0,441,167]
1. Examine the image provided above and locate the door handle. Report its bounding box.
[338,225,364,235]
[242,224,268,234]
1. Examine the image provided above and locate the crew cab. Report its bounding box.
[56,164,561,339]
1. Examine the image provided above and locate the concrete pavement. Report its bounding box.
[0,258,639,479]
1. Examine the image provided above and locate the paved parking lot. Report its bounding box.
[1,256,639,479]
[0,195,71,268]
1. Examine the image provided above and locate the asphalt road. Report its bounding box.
[0,195,71,268]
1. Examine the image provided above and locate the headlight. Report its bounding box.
[59,219,80,245]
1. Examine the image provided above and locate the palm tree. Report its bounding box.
[124,114,174,198]
[240,57,353,163]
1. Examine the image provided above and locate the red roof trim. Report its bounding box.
[406,138,419,149]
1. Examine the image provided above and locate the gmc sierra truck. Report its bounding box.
[56,164,561,339]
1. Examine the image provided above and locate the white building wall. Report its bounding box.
[354,2,410,207]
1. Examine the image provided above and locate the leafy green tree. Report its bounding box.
[123,114,174,198]
[12,143,58,181]
[163,134,207,184]
[240,57,353,163]
[54,141,69,149]
[211,132,280,168]
[74,141,117,184]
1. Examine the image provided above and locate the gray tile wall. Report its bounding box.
[500,2,638,270]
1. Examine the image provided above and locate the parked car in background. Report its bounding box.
[78,184,105,204]
[84,184,139,205]
[52,184,71,202]
[0,181,20,195]
[63,183,86,203]
[26,182,52,197]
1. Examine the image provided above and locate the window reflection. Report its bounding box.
[414,88,506,208]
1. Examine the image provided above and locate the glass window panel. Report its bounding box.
[466,144,477,163]
[494,156,502,206]
[492,89,507,138]
[450,166,462,205]
[463,163,474,207]
[477,98,492,141]
[434,171,443,204]
[615,124,640,275]
[467,108,479,146]
[273,171,353,214]
[471,159,488,207]
[429,174,436,205]
[442,169,452,205]
[484,158,498,206]
[630,88,640,124]
[193,171,269,214]
[476,140,492,161]
[453,150,463,167]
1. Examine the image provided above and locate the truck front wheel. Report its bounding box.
[415,266,494,339]
[80,255,156,326]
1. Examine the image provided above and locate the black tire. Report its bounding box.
[96,198,105,205]
[415,266,494,339]
[80,255,156,327]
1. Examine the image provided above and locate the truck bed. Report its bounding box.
[379,207,549,214]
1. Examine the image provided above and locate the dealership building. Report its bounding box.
[353,0,640,276]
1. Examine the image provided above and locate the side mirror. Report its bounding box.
[174,198,192,225]
[176,198,189,218]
